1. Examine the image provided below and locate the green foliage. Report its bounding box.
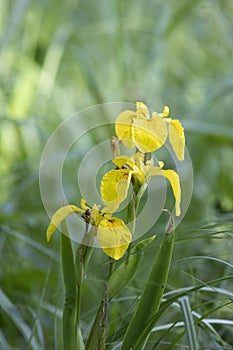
[0,0,233,348]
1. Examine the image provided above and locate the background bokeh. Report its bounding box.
[0,1,233,349]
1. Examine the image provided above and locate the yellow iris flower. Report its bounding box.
[101,153,181,216]
[46,199,132,260]
[115,102,185,160]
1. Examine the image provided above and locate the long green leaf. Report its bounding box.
[122,229,175,350]
[108,250,142,301]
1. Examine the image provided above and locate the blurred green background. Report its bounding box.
[0,0,233,349]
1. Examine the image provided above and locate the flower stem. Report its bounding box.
[61,221,79,350]
[75,228,94,327]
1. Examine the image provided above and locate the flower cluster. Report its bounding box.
[46,102,185,260]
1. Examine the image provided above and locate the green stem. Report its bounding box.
[76,285,81,326]
[125,191,137,262]
[61,221,78,350]
[108,258,116,277]
[75,228,94,328]
[127,192,136,233]
[61,221,85,350]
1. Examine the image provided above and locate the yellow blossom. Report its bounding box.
[101,153,181,216]
[115,102,185,160]
[46,199,132,260]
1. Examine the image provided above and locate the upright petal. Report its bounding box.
[158,105,170,117]
[46,205,83,242]
[97,217,132,260]
[131,152,145,168]
[112,156,135,169]
[115,110,135,148]
[80,198,89,209]
[100,169,132,212]
[136,101,150,119]
[168,119,185,161]
[132,114,167,153]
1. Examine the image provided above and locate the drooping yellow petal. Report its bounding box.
[115,110,136,148]
[147,167,181,216]
[46,205,83,242]
[162,170,181,216]
[132,114,168,153]
[168,119,185,161]
[100,169,132,212]
[97,217,132,260]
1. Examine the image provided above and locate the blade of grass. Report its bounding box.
[166,300,232,349]
[1,225,59,262]
[178,296,199,350]
[129,274,233,349]
[0,288,40,350]
[0,329,11,350]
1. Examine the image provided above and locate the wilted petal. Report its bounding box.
[97,217,132,260]
[168,119,185,161]
[115,110,136,148]
[46,205,83,242]
[132,114,167,153]
[100,169,132,212]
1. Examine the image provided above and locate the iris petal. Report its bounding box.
[162,169,181,216]
[97,217,132,260]
[101,169,132,212]
[115,110,135,148]
[168,119,185,161]
[148,167,181,216]
[132,114,167,153]
[46,205,83,242]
